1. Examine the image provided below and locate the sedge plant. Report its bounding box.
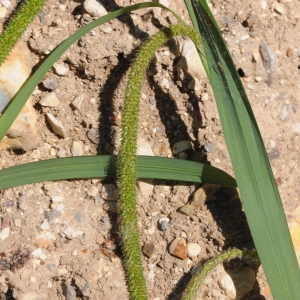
[0,0,299,299]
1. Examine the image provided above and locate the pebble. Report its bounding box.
[19,197,28,211]
[40,219,51,230]
[71,92,85,110]
[172,140,191,154]
[218,265,255,299]
[53,63,69,76]
[46,113,66,138]
[16,292,45,300]
[84,0,107,17]
[48,210,62,222]
[87,128,99,144]
[0,6,7,19]
[147,224,156,236]
[273,3,286,15]
[143,242,156,258]
[75,212,82,223]
[100,216,108,223]
[174,38,207,80]
[0,41,39,151]
[169,237,187,260]
[39,92,60,107]
[71,141,84,156]
[57,146,67,157]
[0,227,9,241]
[280,103,289,121]
[87,185,99,198]
[187,243,201,257]
[158,217,170,231]
[32,248,47,260]
[63,285,76,300]
[42,78,58,90]
[204,142,216,153]
[158,0,169,7]
[51,195,64,203]
[64,228,84,239]
[178,152,188,160]
[286,48,294,57]
[259,41,276,81]
[101,184,117,200]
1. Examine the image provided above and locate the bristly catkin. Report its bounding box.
[117,24,202,300]
[0,0,47,67]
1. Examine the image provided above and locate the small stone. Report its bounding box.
[57,146,67,157]
[286,48,294,57]
[87,185,99,198]
[3,200,14,208]
[19,197,28,211]
[158,218,170,231]
[32,248,47,260]
[64,228,84,239]
[169,237,187,260]
[273,3,286,15]
[39,92,60,107]
[174,38,206,80]
[246,14,262,28]
[87,128,99,144]
[252,51,260,62]
[46,113,66,138]
[143,242,156,258]
[103,201,118,213]
[172,140,191,154]
[48,210,62,222]
[204,142,216,153]
[40,219,51,230]
[260,41,276,82]
[101,184,117,200]
[218,265,255,299]
[71,141,84,156]
[84,0,107,17]
[51,195,64,203]
[187,243,201,257]
[147,224,156,236]
[16,292,46,300]
[158,0,169,7]
[254,76,262,82]
[71,92,85,110]
[75,213,82,223]
[53,63,69,76]
[14,219,21,227]
[0,227,9,241]
[0,6,7,18]
[42,78,58,90]
[100,216,108,223]
[63,285,76,300]
[137,138,154,156]
[280,104,289,121]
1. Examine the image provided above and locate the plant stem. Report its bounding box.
[0,0,46,66]
[117,24,202,300]
[182,248,260,300]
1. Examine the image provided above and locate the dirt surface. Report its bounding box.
[0,0,299,299]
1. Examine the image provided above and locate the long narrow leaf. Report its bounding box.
[0,156,236,190]
[189,0,300,299]
[0,2,183,141]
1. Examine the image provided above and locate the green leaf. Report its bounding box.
[188,0,300,299]
[0,155,236,190]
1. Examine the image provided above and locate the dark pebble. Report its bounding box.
[75,212,82,223]
[48,210,62,222]
[143,242,155,258]
[268,147,280,160]
[3,200,14,208]
[42,79,58,91]
[87,128,99,144]
[63,285,76,300]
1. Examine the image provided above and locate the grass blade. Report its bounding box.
[0,156,236,190]
[0,2,182,141]
[188,0,300,298]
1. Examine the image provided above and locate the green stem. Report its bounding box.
[182,248,260,300]
[0,0,47,66]
[117,24,202,300]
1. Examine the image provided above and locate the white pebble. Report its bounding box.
[71,141,84,156]
[39,92,60,107]
[84,0,107,17]
[187,243,201,257]
[0,227,9,241]
[40,219,51,231]
[46,113,66,138]
[64,228,84,239]
[53,63,69,76]
[273,3,286,15]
